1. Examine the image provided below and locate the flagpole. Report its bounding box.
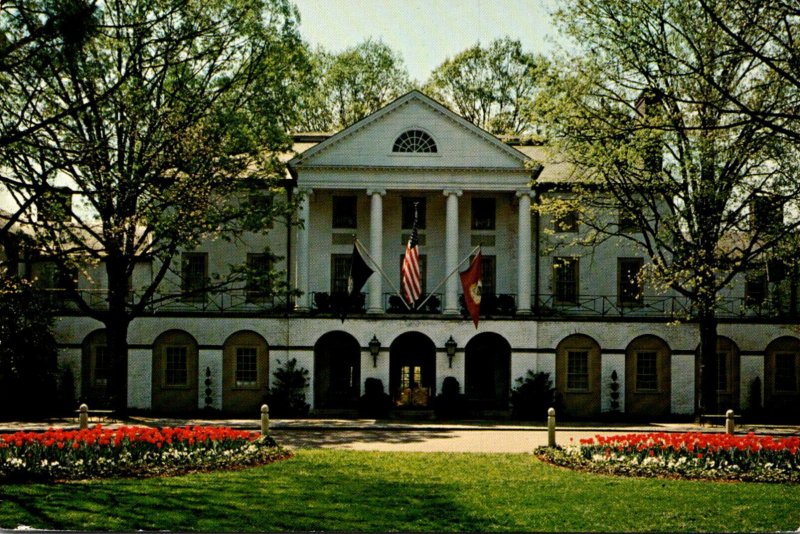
[416,245,481,310]
[354,238,412,310]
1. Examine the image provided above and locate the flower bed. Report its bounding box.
[536,432,800,483]
[0,425,291,482]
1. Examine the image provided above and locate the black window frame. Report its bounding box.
[553,257,579,305]
[245,253,272,303]
[235,346,259,387]
[401,197,427,230]
[618,258,644,306]
[180,252,208,303]
[332,196,357,229]
[471,198,496,230]
[635,351,658,391]
[566,350,589,391]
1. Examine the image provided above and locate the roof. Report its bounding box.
[285,135,584,187]
[287,90,533,175]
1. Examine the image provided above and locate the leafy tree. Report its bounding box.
[1,0,308,411]
[699,0,800,142]
[293,39,411,132]
[538,0,800,415]
[0,0,100,243]
[0,277,59,418]
[424,37,549,136]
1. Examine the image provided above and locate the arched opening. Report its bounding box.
[313,331,361,410]
[222,330,269,415]
[695,336,740,412]
[81,329,110,406]
[465,332,511,410]
[555,334,601,418]
[151,330,198,413]
[764,336,800,420]
[625,335,671,418]
[390,332,436,408]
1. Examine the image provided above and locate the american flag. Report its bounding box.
[401,205,422,307]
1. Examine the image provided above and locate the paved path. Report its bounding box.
[270,427,608,452]
[4,417,797,454]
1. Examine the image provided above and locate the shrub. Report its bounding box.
[510,371,558,420]
[434,376,467,419]
[264,359,310,417]
[358,378,392,418]
[0,278,59,419]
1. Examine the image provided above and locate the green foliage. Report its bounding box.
[538,0,800,413]
[433,376,467,419]
[0,278,59,418]
[357,378,392,418]
[424,37,549,135]
[293,38,411,132]
[1,0,308,409]
[264,358,310,418]
[509,371,558,420]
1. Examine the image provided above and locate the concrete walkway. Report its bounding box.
[2,417,798,453]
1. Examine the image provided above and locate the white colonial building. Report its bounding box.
[43,91,800,419]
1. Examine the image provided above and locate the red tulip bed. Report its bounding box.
[0,425,290,482]
[537,432,800,483]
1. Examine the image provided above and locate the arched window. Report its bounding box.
[392,130,437,153]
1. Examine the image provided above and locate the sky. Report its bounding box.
[291,0,563,83]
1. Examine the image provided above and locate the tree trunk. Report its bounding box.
[105,256,131,414]
[104,315,130,414]
[697,309,718,417]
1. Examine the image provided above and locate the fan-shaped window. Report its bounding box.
[392,130,437,153]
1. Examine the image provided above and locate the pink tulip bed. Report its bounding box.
[537,432,800,483]
[0,425,290,482]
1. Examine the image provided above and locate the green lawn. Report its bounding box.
[1,450,798,531]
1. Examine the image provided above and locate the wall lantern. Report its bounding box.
[369,335,381,367]
[445,336,457,368]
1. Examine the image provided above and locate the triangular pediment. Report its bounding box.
[288,91,530,173]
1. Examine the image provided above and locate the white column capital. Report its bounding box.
[443,189,463,197]
[297,187,314,198]
[366,189,386,197]
[516,190,534,199]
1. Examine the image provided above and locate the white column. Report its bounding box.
[516,191,533,314]
[295,189,311,311]
[443,189,462,315]
[367,189,385,314]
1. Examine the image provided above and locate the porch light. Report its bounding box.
[445,336,457,368]
[369,335,381,367]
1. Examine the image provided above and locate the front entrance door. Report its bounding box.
[390,332,436,408]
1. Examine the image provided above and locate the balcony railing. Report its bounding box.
[537,294,799,320]
[39,288,288,314]
[38,288,799,321]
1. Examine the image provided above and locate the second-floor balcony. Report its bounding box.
[43,288,800,322]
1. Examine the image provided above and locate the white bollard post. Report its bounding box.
[79,404,89,430]
[261,404,270,436]
[547,407,556,448]
[725,409,735,435]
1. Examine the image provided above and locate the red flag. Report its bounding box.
[401,206,422,307]
[460,250,482,328]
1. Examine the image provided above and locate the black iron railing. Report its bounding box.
[38,288,799,320]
